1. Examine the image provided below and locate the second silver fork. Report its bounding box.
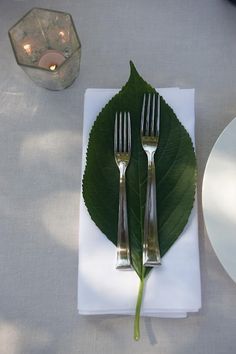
[114,112,132,269]
[141,93,161,266]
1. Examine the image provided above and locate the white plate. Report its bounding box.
[202,118,236,282]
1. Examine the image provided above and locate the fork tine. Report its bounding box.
[156,94,160,136]
[145,94,151,136]
[119,112,122,152]
[123,112,127,152]
[141,94,146,136]
[151,93,156,136]
[127,112,131,152]
[114,112,118,153]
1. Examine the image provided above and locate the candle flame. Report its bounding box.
[59,31,66,43]
[49,64,57,71]
[23,43,32,55]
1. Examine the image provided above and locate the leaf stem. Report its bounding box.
[134,273,145,341]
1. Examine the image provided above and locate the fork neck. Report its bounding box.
[146,151,155,165]
[118,162,127,179]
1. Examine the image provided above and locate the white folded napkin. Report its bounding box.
[78,88,201,317]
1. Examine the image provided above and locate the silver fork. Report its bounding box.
[114,111,132,269]
[141,93,161,266]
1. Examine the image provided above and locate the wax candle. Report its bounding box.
[38,50,65,71]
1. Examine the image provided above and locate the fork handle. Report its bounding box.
[116,165,132,269]
[143,153,161,266]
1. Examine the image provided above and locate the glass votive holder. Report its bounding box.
[8,8,81,90]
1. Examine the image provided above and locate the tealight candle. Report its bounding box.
[38,50,65,71]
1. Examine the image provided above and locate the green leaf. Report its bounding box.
[82,61,196,339]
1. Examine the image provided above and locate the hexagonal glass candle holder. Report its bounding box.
[8,8,81,90]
